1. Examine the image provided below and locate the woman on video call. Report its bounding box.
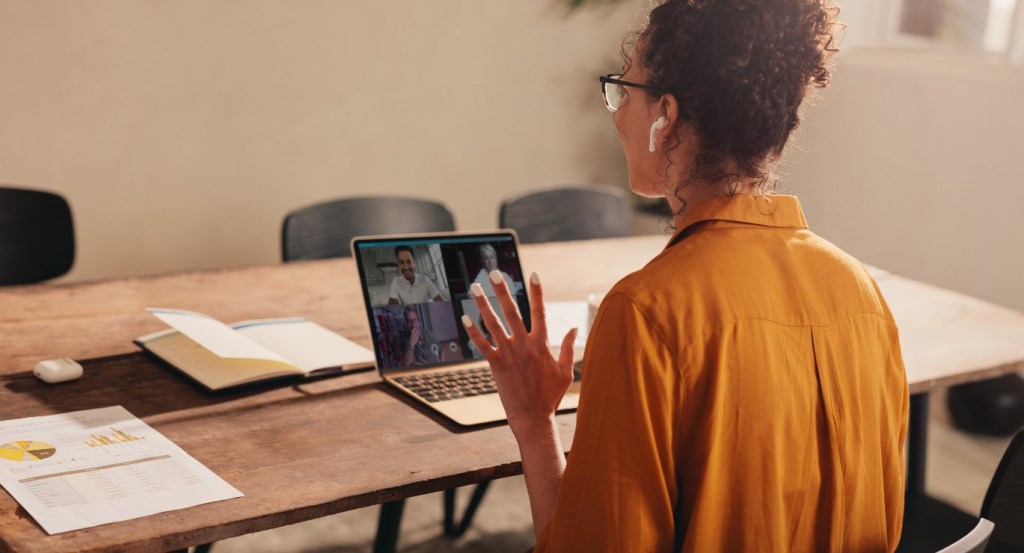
[472,243,514,297]
[462,0,909,551]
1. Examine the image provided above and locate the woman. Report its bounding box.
[472,243,514,297]
[462,0,909,551]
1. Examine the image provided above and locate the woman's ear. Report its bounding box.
[659,93,680,134]
[649,94,680,153]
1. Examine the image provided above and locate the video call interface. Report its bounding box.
[355,235,529,374]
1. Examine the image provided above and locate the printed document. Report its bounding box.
[0,406,242,534]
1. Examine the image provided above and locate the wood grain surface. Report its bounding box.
[2,235,1024,552]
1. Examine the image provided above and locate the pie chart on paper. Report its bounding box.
[0,440,57,462]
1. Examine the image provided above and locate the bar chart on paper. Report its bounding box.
[0,406,242,534]
[83,428,144,447]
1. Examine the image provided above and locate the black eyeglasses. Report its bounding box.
[599,74,665,112]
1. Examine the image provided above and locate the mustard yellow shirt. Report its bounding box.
[536,194,909,552]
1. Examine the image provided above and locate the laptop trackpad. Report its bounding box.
[437,386,579,426]
[558,381,580,411]
[435,394,508,426]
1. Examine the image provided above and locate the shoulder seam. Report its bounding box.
[602,291,682,370]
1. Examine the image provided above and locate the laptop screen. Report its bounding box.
[352,231,530,375]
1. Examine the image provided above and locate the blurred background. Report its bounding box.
[2,0,1023,312]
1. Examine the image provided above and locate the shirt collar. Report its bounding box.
[665,194,808,250]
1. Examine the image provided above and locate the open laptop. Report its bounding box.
[352,230,580,426]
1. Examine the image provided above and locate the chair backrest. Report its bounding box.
[499,184,632,244]
[281,196,455,261]
[981,429,1024,551]
[0,186,75,285]
[937,519,994,553]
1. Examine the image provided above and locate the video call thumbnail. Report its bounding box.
[357,236,529,372]
[372,303,464,369]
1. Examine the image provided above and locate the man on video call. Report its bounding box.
[388,245,444,304]
[399,306,440,366]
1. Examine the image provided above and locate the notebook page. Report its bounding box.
[147,308,290,363]
[234,319,374,372]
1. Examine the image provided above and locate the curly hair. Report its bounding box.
[637,0,840,189]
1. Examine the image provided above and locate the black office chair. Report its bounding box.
[499,184,632,244]
[947,375,1024,437]
[980,429,1024,553]
[281,196,455,261]
[937,519,994,553]
[899,429,1024,553]
[0,186,75,285]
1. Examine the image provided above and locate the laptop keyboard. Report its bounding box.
[394,367,583,404]
[394,367,496,403]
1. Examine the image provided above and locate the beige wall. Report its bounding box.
[5,3,1024,314]
[785,49,1024,311]
[0,0,640,282]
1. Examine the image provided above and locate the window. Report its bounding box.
[885,0,1023,59]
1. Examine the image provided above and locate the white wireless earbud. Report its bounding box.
[649,116,668,153]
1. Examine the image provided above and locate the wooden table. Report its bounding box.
[2,235,1024,552]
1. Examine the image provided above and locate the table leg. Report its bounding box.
[374,499,405,553]
[442,481,492,538]
[168,545,212,553]
[907,393,929,498]
[443,488,456,534]
[895,393,978,552]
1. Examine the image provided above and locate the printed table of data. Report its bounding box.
[0,406,242,534]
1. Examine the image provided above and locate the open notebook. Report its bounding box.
[135,308,374,391]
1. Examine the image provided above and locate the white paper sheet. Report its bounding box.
[545,301,590,348]
[0,406,242,534]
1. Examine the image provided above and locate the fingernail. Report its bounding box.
[470,282,485,297]
[461,314,473,328]
[489,270,502,284]
[530,272,540,285]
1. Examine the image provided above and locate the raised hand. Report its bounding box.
[462,271,577,433]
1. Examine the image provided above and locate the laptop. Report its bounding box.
[352,230,580,426]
